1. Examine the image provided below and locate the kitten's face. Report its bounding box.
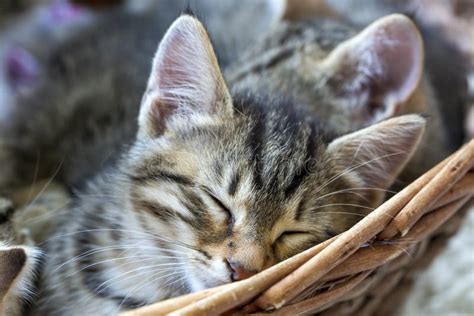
[123,15,424,291]
[126,97,363,290]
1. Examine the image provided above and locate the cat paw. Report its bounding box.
[0,244,42,316]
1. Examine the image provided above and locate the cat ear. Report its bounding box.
[138,15,232,138]
[324,14,424,125]
[327,115,425,204]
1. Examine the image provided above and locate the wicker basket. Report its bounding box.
[121,139,474,316]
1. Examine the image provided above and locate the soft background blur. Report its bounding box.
[0,0,472,315]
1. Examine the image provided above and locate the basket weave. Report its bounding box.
[121,139,474,316]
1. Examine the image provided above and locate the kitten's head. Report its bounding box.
[124,15,424,291]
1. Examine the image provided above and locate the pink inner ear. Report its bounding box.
[149,16,219,113]
[155,35,198,95]
[367,16,424,104]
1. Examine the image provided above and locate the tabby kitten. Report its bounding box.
[35,14,424,315]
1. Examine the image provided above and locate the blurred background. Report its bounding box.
[0,0,472,315]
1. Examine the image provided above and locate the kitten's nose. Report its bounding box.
[226,259,257,281]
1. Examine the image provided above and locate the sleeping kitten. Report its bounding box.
[34,14,426,314]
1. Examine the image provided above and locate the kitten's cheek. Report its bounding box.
[185,273,207,293]
[186,260,232,291]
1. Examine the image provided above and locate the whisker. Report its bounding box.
[374,239,419,245]
[315,204,399,220]
[26,149,41,202]
[384,243,414,260]
[23,159,64,212]
[313,203,375,212]
[93,262,190,297]
[53,244,190,271]
[316,211,369,218]
[22,201,70,225]
[61,255,196,280]
[39,228,198,254]
[314,187,396,204]
[78,265,185,308]
[116,267,188,312]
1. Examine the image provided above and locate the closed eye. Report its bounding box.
[275,231,309,243]
[206,192,233,223]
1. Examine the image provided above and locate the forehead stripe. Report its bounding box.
[135,200,176,222]
[129,171,193,186]
[284,128,317,198]
[246,113,266,188]
[227,172,241,196]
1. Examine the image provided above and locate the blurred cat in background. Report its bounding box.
[0,0,285,191]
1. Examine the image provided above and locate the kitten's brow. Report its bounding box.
[135,200,176,222]
[246,112,266,188]
[284,127,317,198]
[227,172,241,196]
[129,171,193,186]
